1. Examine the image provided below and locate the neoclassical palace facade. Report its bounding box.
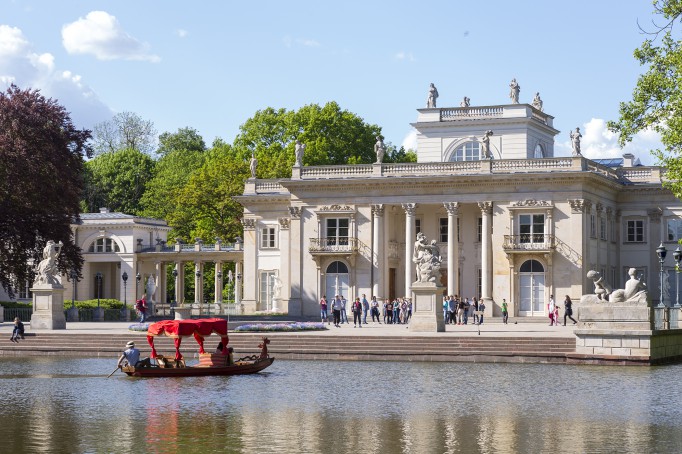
[237,102,682,318]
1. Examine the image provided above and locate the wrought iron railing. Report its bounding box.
[502,234,555,251]
[309,237,359,253]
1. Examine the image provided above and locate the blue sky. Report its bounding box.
[0,0,665,164]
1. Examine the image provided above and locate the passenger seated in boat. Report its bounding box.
[117,341,151,368]
[216,342,224,353]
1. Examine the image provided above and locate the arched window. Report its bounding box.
[534,144,544,158]
[519,259,545,316]
[449,141,480,161]
[88,238,120,253]
[326,261,348,274]
[326,261,349,298]
[520,259,544,273]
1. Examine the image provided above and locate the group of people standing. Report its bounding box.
[442,295,485,325]
[319,294,413,327]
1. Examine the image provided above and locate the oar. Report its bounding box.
[106,366,120,378]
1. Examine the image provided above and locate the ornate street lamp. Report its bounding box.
[69,269,78,309]
[656,243,667,308]
[136,272,141,300]
[674,246,682,308]
[122,270,128,307]
[172,268,178,304]
[95,272,103,307]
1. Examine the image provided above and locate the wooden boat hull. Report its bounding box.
[122,357,274,378]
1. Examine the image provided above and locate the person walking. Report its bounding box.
[320,296,329,325]
[361,294,369,325]
[548,295,556,326]
[352,297,363,328]
[563,295,578,325]
[332,295,342,327]
[136,294,148,323]
[501,299,509,324]
[340,296,349,324]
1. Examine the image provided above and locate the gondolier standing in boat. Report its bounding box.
[117,341,151,369]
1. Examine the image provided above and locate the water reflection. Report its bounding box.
[1,358,682,453]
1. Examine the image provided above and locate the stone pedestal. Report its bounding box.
[0,305,4,323]
[409,282,445,332]
[272,298,281,313]
[120,306,130,322]
[174,307,191,320]
[30,284,66,330]
[66,306,79,322]
[93,307,105,322]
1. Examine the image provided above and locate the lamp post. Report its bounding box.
[657,243,667,308]
[121,271,128,319]
[216,270,222,305]
[136,272,141,300]
[69,269,78,309]
[95,272,103,307]
[172,269,178,305]
[674,246,682,308]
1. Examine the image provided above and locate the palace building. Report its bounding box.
[237,98,682,318]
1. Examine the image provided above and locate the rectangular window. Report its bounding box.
[610,218,616,243]
[439,218,448,243]
[667,219,682,242]
[260,227,276,249]
[625,220,644,243]
[259,270,276,311]
[415,218,421,235]
[519,214,545,243]
[590,215,596,238]
[600,218,607,241]
[18,281,31,299]
[326,218,349,246]
[477,218,482,242]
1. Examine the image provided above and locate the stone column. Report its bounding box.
[444,202,460,296]
[278,216,291,314]
[215,261,223,304]
[372,204,385,300]
[175,262,184,305]
[241,218,257,313]
[235,261,243,311]
[194,262,203,306]
[479,202,493,303]
[288,207,302,315]
[402,203,417,299]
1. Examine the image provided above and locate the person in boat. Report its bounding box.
[216,342,235,364]
[117,341,151,368]
[10,317,24,343]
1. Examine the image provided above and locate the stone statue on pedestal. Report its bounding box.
[460,96,470,107]
[294,140,306,167]
[532,92,543,111]
[374,136,386,164]
[413,233,442,283]
[481,130,494,159]
[34,240,64,286]
[570,127,582,156]
[426,83,438,108]
[249,154,257,178]
[509,78,520,104]
[146,275,157,304]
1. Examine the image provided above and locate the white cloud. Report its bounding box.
[62,11,160,62]
[402,129,417,151]
[555,118,662,165]
[176,29,188,38]
[296,38,320,47]
[395,51,415,62]
[283,35,321,48]
[0,24,112,130]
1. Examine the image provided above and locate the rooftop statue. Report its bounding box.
[509,78,520,104]
[249,154,257,179]
[34,240,64,286]
[374,136,386,164]
[481,130,493,159]
[426,83,438,108]
[460,96,470,107]
[413,233,442,283]
[570,127,582,156]
[294,140,306,167]
[532,92,543,111]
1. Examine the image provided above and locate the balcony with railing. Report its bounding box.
[502,234,555,253]
[309,237,360,255]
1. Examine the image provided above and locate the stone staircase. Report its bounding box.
[0,332,576,364]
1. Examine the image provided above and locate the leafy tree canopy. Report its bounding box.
[157,127,206,156]
[82,148,155,215]
[609,0,682,195]
[92,111,157,155]
[0,85,90,297]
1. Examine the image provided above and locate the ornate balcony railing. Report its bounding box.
[309,237,359,254]
[502,234,555,252]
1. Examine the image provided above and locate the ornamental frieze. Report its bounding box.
[511,199,551,207]
[241,218,256,230]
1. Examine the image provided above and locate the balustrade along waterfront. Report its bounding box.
[1,357,682,453]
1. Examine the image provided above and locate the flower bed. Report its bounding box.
[234,322,327,332]
[128,323,150,332]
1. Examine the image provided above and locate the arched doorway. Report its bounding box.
[518,259,545,316]
[325,261,349,299]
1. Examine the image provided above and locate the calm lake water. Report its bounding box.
[1,357,682,453]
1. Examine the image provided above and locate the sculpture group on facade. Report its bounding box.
[481,130,494,159]
[413,233,442,283]
[294,140,306,167]
[249,154,257,179]
[460,96,470,107]
[509,78,520,104]
[34,240,63,286]
[374,136,386,164]
[570,127,582,156]
[532,92,543,111]
[426,83,439,108]
[586,268,648,303]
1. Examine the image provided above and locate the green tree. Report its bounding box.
[609,0,682,195]
[157,127,206,156]
[0,85,91,297]
[233,101,382,178]
[82,148,155,215]
[92,111,157,155]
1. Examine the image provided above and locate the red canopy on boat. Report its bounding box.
[146,318,229,360]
